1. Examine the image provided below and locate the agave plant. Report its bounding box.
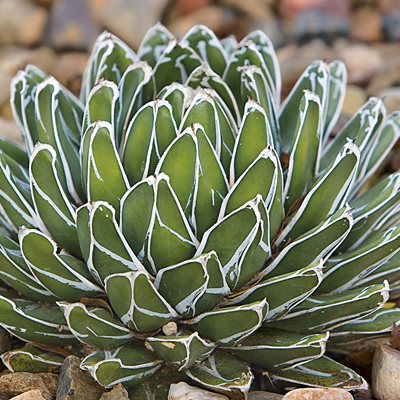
[0,23,399,398]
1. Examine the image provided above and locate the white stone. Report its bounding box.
[168,382,229,400]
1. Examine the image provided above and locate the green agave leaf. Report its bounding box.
[279,61,328,152]
[238,66,279,147]
[19,228,102,301]
[115,62,154,146]
[180,90,235,174]
[320,97,384,172]
[181,25,228,76]
[1,345,64,373]
[0,295,75,345]
[122,100,177,186]
[120,174,197,274]
[187,300,268,346]
[276,142,359,245]
[156,124,229,237]
[224,41,274,113]
[221,146,279,216]
[186,351,253,399]
[324,61,347,139]
[270,356,366,390]
[137,23,173,68]
[81,121,129,216]
[77,201,144,285]
[228,263,322,319]
[266,283,389,333]
[0,154,40,231]
[105,271,177,332]
[318,226,400,294]
[30,144,80,257]
[11,65,46,153]
[0,239,55,302]
[284,91,322,210]
[230,100,274,182]
[354,111,400,194]
[330,308,400,342]
[157,83,195,126]
[154,251,228,317]
[0,138,28,169]
[186,64,240,124]
[81,343,163,388]
[83,80,119,134]
[146,331,214,370]
[81,32,136,103]
[241,30,281,103]
[152,40,202,92]
[265,207,352,278]
[340,172,400,250]
[227,329,328,371]
[35,77,83,203]
[59,302,135,349]
[196,196,270,290]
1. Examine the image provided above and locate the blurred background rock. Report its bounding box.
[0,0,399,171]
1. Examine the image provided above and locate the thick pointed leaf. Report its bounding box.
[19,229,102,301]
[318,226,400,294]
[186,351,253,399]
[1,345,64,373]
[81,343,163,388]
[122,100,177,185]
[181,25,227,76]
[146,331,214,370]
[271,356,366,390]
[152,40,201,91]
[228,329,328,371]
[30,144,80,257]
[279,61,328,152]
[228,264,322,319]
[81,122,129,215]
[0,295,75,345]
[137,23,173,67]
[277,142,359,245]
[0,138,28,169]
[187,300,268,346]
[76,201,143,285]
[115,62,153,146]
[81,32,135,102]
[120,174,197,274]
[59,302,135,349]
[266,283,389,333]
[105,271,177,332]
[265,207,352,278]
[196,196,270,290]
[154,252,228,317]
[284,91,322,210]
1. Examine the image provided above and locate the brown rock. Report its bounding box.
[249,391,284,399]
[56,356,104,400]
[45,0,100,50]
[219,0,273,19]
[341,85,367,116]
[168,382,229,399]
[372,343,400,400]
[89,0,170,50]
[379,0,400,12]
[10,390,46,400]
[168,6,238,39]
[376,87,400,113]
[0,0,47,46]
[100,384,129,400]
[351,7,383,42]
[175,0,211,16]
[0,372,55,400]
[283,388,353,400]
[37,374,58,398]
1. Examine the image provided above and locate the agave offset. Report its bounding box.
[0,24,399,398]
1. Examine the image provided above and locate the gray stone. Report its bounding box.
[99,385,129,400]
[168,382,229,400]
[283,388,353,400]
[56,356,104,400]
[383,12,400,41]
